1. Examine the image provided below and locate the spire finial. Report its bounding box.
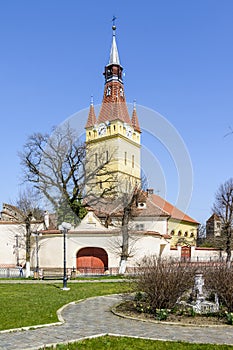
[133,99,137,110]
[90,95,94,106]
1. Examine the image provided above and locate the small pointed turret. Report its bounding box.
[131,100,141,132]
[85,96,97,128]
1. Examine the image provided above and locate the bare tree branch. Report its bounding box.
[211,178,233,263]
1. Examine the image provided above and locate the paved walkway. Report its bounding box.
[1,294,233,349]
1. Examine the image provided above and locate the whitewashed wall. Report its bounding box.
[131,218,167,235]
[0,220,230,270]
[0,223,25,266]
[0,222,43,267]
[38,232,172,269]
[191,247,226,262]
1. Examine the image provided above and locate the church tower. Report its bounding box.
[85,24,141,197]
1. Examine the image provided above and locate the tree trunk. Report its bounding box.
[226,225,231,266]
[119,258,127,274]
[25,261,31,278]
[119,224,129,274]
[119,201,131,274]
[118,189,139,274]
[25,213,32,278]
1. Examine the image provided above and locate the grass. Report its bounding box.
[41,335,233,349]
[73,274,128,280]
[0,281,131,331]
[1,282,232,349]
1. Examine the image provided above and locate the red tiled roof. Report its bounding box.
[149,193,198,224]
[84,191,198,224]
[98,82,132,125]
[131,106,141,133]
[132,196,170,218]
[40,229,60,235]
[0,221,23,225]
[142,231,171,239]
[85,103,97,128]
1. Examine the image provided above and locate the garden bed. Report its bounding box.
[115,300,229,326]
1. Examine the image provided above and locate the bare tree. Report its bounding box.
[20,123,144,274]
[99,185,141,274]
[20,124,120,225]
[108,231,140,262]
[196,223,206,246]
[212,178,233,264]
[20,124,87,222]
[13,189,44,277]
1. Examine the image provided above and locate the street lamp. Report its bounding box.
[58,222,72,291]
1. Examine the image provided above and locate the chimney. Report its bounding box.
[146,188,154,196]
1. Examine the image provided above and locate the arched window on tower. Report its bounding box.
[106,86,111,96]
[132,155,135,168]
[106,150,109,162]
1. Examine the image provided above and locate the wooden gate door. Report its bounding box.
[76,247,108,274]
[181,246,191,261]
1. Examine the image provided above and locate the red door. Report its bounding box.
[76,247,108,274]
[181,246,191,261]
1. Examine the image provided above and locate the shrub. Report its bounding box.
[226,312,233,325]
[135,256,196,312]
[204,264,233,312]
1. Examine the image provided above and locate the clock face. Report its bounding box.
[98,123,107,136]
[126,126,133,138]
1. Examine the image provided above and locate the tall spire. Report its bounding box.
[98,20,131,125]
[109,24,120,66]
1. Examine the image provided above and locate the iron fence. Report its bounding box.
[0,268,23,278]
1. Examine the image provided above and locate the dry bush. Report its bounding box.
[203,264,233,312]
[136,256,196,311]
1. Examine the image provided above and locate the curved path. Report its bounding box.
[1,294,233,349]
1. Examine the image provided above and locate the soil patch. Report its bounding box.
[115,300,228,326]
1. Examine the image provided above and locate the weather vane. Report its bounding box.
[112,15,117,30]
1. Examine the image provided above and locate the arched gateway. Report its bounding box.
[76,247,108,274]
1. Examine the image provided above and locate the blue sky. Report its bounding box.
[0,0,232,224]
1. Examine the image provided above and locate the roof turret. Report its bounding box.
[85,96,97,128]
[131,100,141,133]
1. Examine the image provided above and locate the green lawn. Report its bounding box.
[41,335,233,350]
[0,282,131,331]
